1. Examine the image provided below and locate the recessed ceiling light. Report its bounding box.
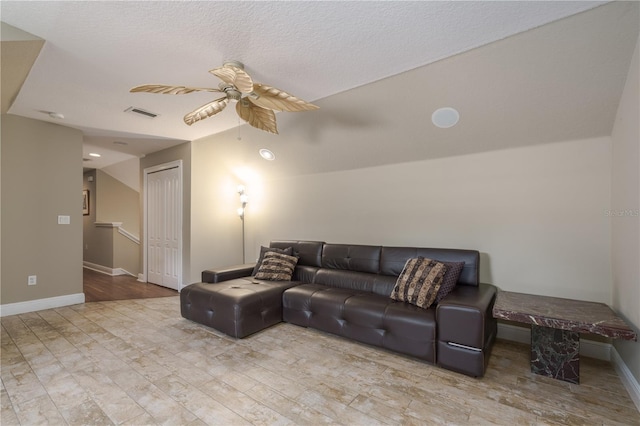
[259,149,275,161]
[431,107,460,128]
[89,153,101,158]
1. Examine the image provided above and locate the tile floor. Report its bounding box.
[1,296,638,425]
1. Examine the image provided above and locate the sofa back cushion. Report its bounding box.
[270,240,324,267]
[321,244,381,274]
[313,269,396,296]
[380,247,479,286]
[293,265,320,283]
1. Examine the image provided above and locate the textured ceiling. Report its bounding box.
[246,1,639,177]
[1,1,637,170]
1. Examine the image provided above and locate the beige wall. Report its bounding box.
[82,170,106,266]
[82,169,140,275]
[258,138,612,302]
[102,157,140,192]
[140,143,191,285]
[1,115,83,304]
[85,226,114,268]
[190,138,247,280]
[113,232,140,276]
[97,169,140,275]
[611,35,640,383]
[191,132,612,303]
[96,169,140,236]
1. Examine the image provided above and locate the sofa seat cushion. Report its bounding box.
[283,284,436,362]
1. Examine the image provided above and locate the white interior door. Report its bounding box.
[146,165,181,290]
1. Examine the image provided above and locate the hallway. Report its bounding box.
[83,268,177,302]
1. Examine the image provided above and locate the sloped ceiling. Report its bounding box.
[1,1,638,171]
[0,23,44,114]
[195,1,640,178]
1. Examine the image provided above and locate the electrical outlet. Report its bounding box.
[28,275,37,285]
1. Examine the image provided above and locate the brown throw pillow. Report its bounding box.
[254,252,299,281]
[390,257,448,309]
[252,246,293,275]
[434,261,465,303]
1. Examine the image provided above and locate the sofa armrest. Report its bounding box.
[201,263,256,283]
[436,283,497,349]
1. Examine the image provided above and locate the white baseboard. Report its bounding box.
[137,273,146,282]
[83,262,136,277]
[611,346,640,412]
[497,323,611,361]
[0,293,85,317]
[115,268,136,277]
[83,261,117,275]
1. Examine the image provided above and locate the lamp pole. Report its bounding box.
[240,213,245,264]
[238,186,248,264]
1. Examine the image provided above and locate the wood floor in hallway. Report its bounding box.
[83,268,177,302]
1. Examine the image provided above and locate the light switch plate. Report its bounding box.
[57,215,70,225]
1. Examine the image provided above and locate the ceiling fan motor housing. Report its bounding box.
[219,83,242,101]
[223,60,245,70]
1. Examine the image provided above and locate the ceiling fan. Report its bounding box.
[130,61,319,134]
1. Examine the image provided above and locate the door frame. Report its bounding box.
[142,160,183,290]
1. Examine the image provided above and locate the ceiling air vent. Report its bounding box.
[125,106,159,119]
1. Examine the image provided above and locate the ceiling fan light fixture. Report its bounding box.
[432,107,460,128]
[259,149,275,161]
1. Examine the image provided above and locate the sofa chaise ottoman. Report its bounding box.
[180,278,299,338]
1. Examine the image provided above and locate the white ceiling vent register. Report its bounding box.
[124,106,159,119]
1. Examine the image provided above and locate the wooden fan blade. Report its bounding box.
[209,66,254,94]
[248,83,319,112]
[130,84,221,95]
[184,97,229,126]
[236,99,278,134]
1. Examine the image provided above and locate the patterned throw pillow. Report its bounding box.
[390,257,448,309]
[254,252,299,281]
[434,261,465,303]
[252,246,293,276]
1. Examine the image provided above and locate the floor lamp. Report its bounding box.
[237,186,248,264]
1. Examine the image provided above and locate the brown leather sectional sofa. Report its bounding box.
[180,240,498,377]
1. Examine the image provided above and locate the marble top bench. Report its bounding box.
[493,290,637,384]
[493,291,637,340]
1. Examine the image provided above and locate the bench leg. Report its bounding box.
[531,325,580,384]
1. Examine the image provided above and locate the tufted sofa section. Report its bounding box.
[271,240,496,377]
